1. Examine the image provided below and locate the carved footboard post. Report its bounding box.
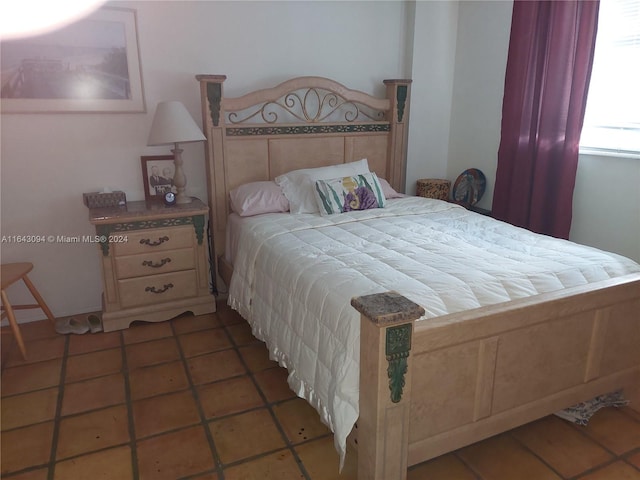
[351,292,425,480]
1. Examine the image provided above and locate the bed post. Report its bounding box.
[196,74,227,291]
[351,292,424,480]
[384,79,412,194]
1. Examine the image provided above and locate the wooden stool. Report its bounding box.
[1,263,56,359]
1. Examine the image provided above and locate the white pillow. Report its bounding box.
[275,159,370,214]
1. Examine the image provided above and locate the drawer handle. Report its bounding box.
[140,236,169,247]
[145,283,174,294]
[142,258,171,268]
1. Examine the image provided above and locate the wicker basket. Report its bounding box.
[416,179,451,201]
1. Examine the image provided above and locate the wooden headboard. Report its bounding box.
[196,75,412,289]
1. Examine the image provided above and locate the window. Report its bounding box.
[580,0,640,156]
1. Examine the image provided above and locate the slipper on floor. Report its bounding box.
[87,314,103,334]
[55,317,90,335]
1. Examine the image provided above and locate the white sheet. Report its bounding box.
[227,196,640,462]
[225,212,245,266]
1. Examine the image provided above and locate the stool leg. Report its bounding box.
[1,289,27,359]
[22,275,56,324]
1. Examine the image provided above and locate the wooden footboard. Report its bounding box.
[351,273,640,480]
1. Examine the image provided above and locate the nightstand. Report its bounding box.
[447,200,492,216]
[88,198,215,331]
[466,205,492,216]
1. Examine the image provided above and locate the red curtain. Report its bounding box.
[492,0,599,239]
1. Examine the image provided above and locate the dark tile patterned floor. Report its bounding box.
[2,303,639,479]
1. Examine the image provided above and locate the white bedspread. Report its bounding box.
[227,196,640,461]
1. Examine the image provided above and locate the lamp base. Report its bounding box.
[176,194,192,204]
[171,145,192,205]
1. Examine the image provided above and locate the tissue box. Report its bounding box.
[83,191,127,209]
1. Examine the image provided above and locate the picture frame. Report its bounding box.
[0,7,146,113]
[141,155,176,202]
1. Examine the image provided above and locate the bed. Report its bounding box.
[196,74,640,480]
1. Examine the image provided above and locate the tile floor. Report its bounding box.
[1,302,640,480]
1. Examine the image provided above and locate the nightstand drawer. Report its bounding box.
[115,248,195,279]
[114,226,194,256]
[118,270,197,308]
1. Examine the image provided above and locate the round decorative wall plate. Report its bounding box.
[452,169,486,206]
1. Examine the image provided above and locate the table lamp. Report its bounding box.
[147,101,206,204]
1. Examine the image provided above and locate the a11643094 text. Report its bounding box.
[1,235,129,244]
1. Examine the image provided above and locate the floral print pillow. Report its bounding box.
[313,172,386,215]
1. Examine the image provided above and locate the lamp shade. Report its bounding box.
[147,101,206,146]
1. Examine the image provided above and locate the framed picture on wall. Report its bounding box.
[141,155,176,202]
[0,7,146,113]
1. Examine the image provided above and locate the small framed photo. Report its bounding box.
[141,155,176,202]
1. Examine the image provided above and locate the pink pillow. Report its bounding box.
[379,178,407,199]
[229,181,290,217]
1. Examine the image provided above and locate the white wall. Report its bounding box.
[0,0,411,321]
[405,0,459,194]
[570,153,640,262]
[448,0,512,211]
